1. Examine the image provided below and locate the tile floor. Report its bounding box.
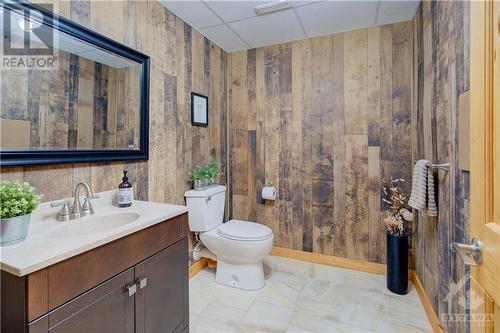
[189,256,433,333]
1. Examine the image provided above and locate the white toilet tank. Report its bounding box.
[184,185,226,232]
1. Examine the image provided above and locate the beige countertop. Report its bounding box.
[0,190,188,276]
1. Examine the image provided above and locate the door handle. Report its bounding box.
[137,277,147,289]
[451,237,483,266]
[125,283,137,296]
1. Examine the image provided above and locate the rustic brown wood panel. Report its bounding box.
[263,45,280,238]
[254,47,266,235]
[247,49,257,222]
[228,22,414,262]
[331,34,346,258]
[0,0,228,222]
[278,43,293,249]
[413,1,470,331]
[311,35,334,256]
[231,51,249,200]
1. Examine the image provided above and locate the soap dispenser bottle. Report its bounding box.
[118,171,133,208]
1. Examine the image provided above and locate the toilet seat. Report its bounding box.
[217,219,273,241]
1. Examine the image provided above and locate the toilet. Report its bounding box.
[185,185,273,290]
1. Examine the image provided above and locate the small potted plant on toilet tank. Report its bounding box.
[206,160,220,187]
[0,181,40,246]
[189,161,220,190]
[188,165,206,191]
[382,177,413,295]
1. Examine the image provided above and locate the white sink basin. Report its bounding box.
[49,212,140,238]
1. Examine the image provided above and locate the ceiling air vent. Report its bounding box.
[254,0,292,16]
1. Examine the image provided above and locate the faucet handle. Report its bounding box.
[51,201,71,221]
[81,197,96,216]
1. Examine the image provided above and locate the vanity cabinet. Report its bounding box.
[29,268,135,333]
[1,213,189,333]
[135,239,189,333]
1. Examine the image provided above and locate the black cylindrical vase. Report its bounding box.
[387,232,409,295]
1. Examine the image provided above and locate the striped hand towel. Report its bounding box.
[408,159,438,216]
[408,160,429,210]
[427,167,438,216]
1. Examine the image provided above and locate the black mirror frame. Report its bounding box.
[0,1,150,167]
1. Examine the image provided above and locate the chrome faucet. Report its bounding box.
[51,182,98,221]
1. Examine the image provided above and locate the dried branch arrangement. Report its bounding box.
[382,177,413,236]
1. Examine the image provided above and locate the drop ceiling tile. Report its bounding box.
[377,1,420,25]
[295,0,379,37]
[200,24,249,52]
[204,1,262,22]
[204,0,322,22]
[229,9,305,48]
[160,1,222,29]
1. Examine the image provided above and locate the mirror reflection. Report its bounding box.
[1,7,142,151]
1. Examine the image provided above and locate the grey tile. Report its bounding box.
[384,294,432,331]
[191,301,246,333]
[338,289,387,331]
[256,281,300,308]
[290,298,342,332]
[189,256,432,333]
[237,300,294,333]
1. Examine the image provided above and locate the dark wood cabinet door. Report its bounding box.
[35,268,135,333]
[135,238,189,333]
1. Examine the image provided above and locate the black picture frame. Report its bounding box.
[191,92,208,127]
[0,1,150,167]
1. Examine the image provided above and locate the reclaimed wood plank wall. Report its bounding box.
[227,21,414,263]
[413,1,470,330]
[0,1,228,209]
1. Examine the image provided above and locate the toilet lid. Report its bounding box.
[217,220,273,241]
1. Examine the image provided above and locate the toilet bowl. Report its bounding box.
[185,186,274,290]
[200,219,273,290]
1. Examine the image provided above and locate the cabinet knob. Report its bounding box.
[126,283,137,296]
[138,277,148,289]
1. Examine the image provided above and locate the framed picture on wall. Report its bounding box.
[191,92,208,127]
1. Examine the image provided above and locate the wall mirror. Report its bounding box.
[0,2,150,166]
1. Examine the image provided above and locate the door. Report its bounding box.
[135,238,189,333]
[29,268,135,333]
[470,1,500,332]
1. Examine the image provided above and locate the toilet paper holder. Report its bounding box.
[262,182,277,201]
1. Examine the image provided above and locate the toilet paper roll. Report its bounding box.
[261,186,276,200]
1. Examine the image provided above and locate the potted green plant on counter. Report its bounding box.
[382,177,413,295]
[0,181,41,246]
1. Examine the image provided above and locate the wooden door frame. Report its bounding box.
[470,0,494,233]
[470,1,499,332]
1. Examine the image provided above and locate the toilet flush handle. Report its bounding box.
[205,195,212,204]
